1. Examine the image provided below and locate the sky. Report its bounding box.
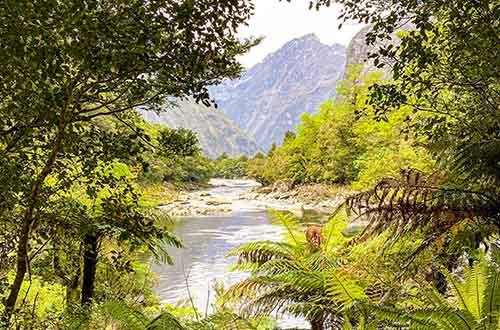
[237,0,365,68]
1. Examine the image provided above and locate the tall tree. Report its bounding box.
[0,0,256,324]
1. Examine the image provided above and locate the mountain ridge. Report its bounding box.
[140,100,260,159]
[210,33,347,151]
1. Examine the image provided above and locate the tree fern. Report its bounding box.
[370,257,500,330]
[338,169,500,256]
[226,211,365,329]
[325,271,367,310]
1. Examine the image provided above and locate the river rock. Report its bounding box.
[206,200,231,206]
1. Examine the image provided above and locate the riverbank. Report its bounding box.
[159,178,351,217]
[240,180,351,213]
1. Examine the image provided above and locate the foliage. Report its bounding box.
[158,128,200,158]
[212,156,249,179]
[343,169,500,256]
[226,211,375,330]
[0,0,256,326]
[372,257,500,330]
[138,122,214,187]
[246,66,435,188]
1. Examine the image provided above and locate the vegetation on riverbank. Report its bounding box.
[1,0,498,329]
[242,66,435,190]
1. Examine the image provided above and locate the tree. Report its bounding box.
[0,0,256,324]
[297,0,500,274]
[158,128,200,158]
[226,211,370,330]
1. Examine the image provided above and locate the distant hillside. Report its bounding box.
[209,34,346,151]
[140,100,260,159]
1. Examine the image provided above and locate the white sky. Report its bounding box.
[238,0,365,68]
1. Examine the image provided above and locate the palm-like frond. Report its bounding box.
[342,169,500,247]
[99,300,152,330]
[371,258,500,330]
[146,312,185,330]
[268,209,303,244]
[325,271,367,310]
[226,211,369,329]
[227,240,299,267]
[184,311,257,330]
[91,300,256,330]
[142,208,183,265]
[482,266,500,327]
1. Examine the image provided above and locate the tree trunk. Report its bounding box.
[310,316,324,330]
[1,215,31,326]
[81,233,99,306]
[2,109,67,325]
[66,272,81,304]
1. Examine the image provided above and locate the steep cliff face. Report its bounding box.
[210,34,346,151]
[345,24,412,78]
[344,26,381,77]
[140,100,259,159]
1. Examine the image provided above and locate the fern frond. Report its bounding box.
[148,229,183,265]
[146,312,185,330]
[241,284,316,317]
[268,210,303,245]
[273,271,325,293]
[227,241,297,265]
[225,277,275,300]
[325,271,367,310]
[368,304,435,330]
[463,262,488,320]
[342,169,500,248]
[257,258,302,275]
[414,307,476,330]
[186,311,256,330]
[100,300,150,330]
[446,269,469,312]
[481,263,500,327]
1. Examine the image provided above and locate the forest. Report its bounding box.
[0,0,499,330]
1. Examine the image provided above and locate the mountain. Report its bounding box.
[345,26,381,78]
[140,100,260,159]
[209,34,346,151]
[345,24,413,79]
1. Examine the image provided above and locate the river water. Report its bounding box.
[152,179,311,329]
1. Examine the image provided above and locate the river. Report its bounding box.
[152,179,311,329]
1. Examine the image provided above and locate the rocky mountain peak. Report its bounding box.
[210,34,347,151]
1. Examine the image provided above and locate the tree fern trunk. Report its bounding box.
[81,233,98,306]
[310,316,324,330]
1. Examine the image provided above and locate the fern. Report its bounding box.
[146,312,185,330]
[340,169,500,251]
[370,258,500,330]
[100,300,152,330]
[267,209,303,245]
[325,271,367,310]
[226,210,364,329]
[482,267,500,327]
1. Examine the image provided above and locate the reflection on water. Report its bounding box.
[152,179,311,329]
[152,211,284,308]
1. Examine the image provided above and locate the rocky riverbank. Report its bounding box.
[240,180,351,214]
[160,179,351,217]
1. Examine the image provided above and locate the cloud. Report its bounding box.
[238,0,365,68]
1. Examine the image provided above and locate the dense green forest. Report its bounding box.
[1,0,499,330]
[243,67,435,189]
